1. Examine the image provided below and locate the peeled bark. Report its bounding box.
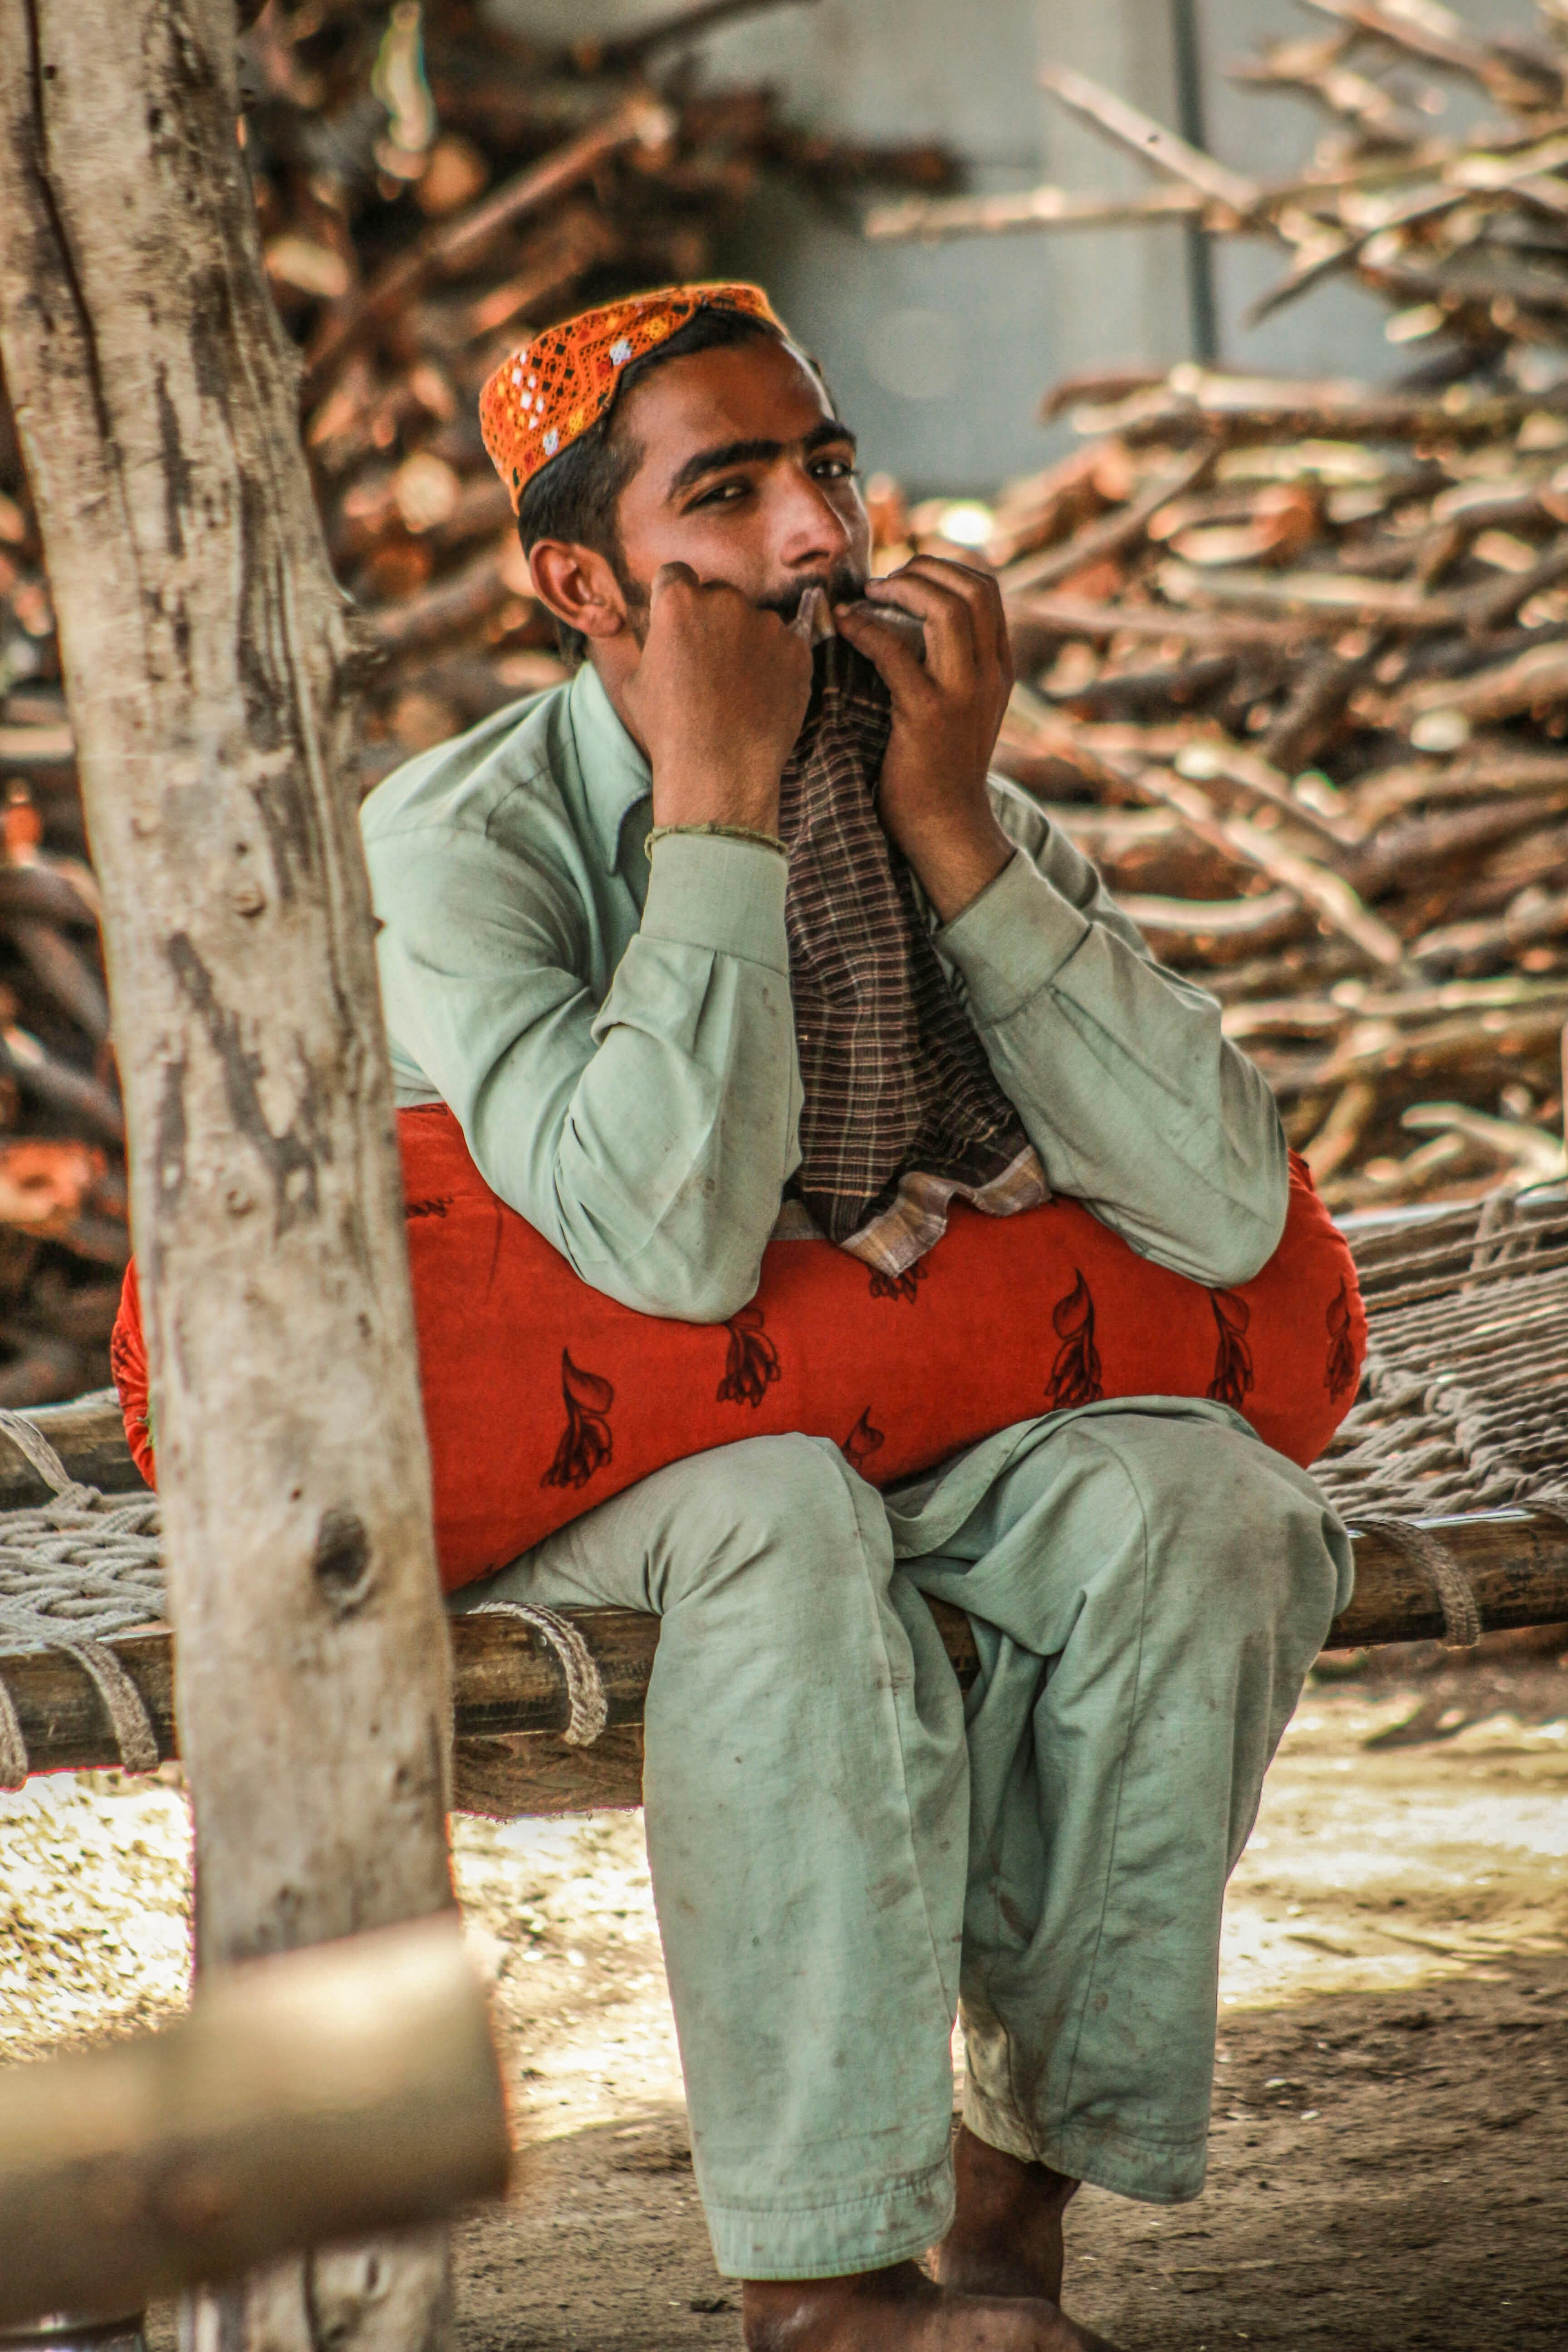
[0,2,461,2341]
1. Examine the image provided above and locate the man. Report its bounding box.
[363,283,1352,2352]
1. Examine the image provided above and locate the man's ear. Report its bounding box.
[526,539,630,642]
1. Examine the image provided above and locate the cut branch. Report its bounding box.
[1133,767,1408,968]
[1037,62,1264,215]
[997,444,1217,595]
[865,181,1211,241]
[586,0,822,70]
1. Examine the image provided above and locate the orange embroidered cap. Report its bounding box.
[479,281,784,511]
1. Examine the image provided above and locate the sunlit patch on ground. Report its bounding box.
[1220,1682,1568,2009]
[0,1766,190,2057]
[453,1811,682,2138]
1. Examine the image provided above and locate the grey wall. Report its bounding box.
[1199,0,1529,391]
[492,0,1547,494]
[704,0,1060,503]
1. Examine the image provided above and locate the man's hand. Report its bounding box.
[622,564,813,837]
[834,556,1015,923]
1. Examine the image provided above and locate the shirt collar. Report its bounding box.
[568,662,652,871]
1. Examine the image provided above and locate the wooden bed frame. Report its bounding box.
[5,1395,1566,1818]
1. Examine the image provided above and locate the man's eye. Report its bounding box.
[692,480,750,509]
[813,457,853,481]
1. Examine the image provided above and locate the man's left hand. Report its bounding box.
[833,555,1014,924]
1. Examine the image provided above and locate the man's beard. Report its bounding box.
[619,558,866,645]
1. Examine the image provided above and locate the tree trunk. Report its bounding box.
[0,3,460,2342]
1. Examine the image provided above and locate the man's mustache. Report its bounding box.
[620,563,868,647]
[781,576,928,665]
[755,565,866,623]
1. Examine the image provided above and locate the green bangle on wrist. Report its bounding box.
[646,821,787,862]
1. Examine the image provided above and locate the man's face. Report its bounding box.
[608,335,870,635]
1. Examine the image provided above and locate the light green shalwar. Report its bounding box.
[363,665,1352,2280]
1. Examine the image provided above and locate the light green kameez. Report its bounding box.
[363,667,1351,2279]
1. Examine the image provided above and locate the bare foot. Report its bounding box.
[742,2261,1121,2351]
[931,2124,1081,2303]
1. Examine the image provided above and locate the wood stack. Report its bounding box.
[867,0,1568,1213]
[0,0,950,1405]
[16,0,1568,1402]
[0,383,126,1406]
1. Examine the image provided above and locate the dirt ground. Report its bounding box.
[4,1643,1566,2351]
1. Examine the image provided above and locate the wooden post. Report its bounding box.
[0,3,462,2342]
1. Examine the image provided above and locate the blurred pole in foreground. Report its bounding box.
[0,1918,511,2330]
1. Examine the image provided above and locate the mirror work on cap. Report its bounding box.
[478,282,783,510]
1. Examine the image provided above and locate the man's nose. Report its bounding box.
[774,466,853,568]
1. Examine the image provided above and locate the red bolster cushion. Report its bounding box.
[111,1102,1365,1592]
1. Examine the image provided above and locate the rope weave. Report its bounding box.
[1316,1191,1568,1529]
[1348,1515,1482,1650]
[0,1405,610,1774]
[0,1405,164,1788]
[472,1599,610,1747]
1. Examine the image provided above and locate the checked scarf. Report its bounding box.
[777,637,1047,1278]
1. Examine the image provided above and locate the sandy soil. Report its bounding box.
[3,1646,1565,2350]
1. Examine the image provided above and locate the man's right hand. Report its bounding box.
[622,564,813,837]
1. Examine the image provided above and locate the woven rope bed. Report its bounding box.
[1318,1187,1568,1520]
[3,1189,1567,1815]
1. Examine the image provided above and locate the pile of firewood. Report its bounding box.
[15,0,1568,1403]
[0,392,126,1408]
[0,0,949,1403]
[869,0,1568,1212]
